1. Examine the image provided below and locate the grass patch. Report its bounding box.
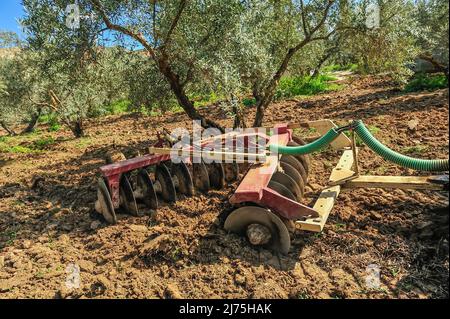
[274,74,341,100]
[192,92,222,108]
[74,137,92,149]
[403,145,428,154]
[404,73,448,92]
[33,137,55,150]
[39,113,61,132]
[106,100,131,115]
[0,132,56,154]
[0,144,35,154]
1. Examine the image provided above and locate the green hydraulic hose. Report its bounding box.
[269,128,341,155]
[354,120,449,172]
[269,120,449,172]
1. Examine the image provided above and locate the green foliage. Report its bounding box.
[192,92,221,109]
[33,136,55,150]
[0,0,446,133]
[242,97,256,107]
[404,73,448,92]
[39,113,61,131]
[274,74,341,99]
[322,63,359,73]
[106,100,131,115]
[0,131,55,153]
[0,144,34,154]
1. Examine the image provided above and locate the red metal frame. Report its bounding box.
[99,123,319,220]
[229,123,319,220]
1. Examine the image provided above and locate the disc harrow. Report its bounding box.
[95,120,448,255]
[94,129,275,224]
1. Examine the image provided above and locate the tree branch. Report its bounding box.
[299,0,309,37]
[309,0,335,35]
[163,0,188,48]
[90,0,157,59]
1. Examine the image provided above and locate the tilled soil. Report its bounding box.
[0,75,448,299]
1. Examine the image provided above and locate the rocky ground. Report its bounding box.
[0,75,448,299]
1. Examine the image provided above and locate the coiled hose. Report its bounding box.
[269,128,341,155]
[269,121,449,172]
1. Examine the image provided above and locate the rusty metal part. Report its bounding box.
[223,163,240,183]
[95,177,117,224]
[155,164,177,202]
[268,180,297,201]
[171,161,194,196]
[119,174,140,216]
[192,161,210,192]
[280,161,305,194]
[271,171,303,201]
[206,162,225,189]
[137,169,158,210]
[281,155,308,184]
[224,206,291,254]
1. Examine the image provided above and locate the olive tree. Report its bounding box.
[415,0,449,78]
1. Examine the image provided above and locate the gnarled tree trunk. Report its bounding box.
[0,120,16,136]
[22,107,42,134]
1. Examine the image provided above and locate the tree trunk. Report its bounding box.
[0,121,16,136]
[157,56,224,132]
[70,120,84,138]
[312,51,334,78]
[418,54,449,83]
[232,103,247,129]
[22,108,42,134]
[252,46,302,127]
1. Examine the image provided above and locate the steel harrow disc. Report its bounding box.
[155,164,177,202]
[271,171,303,201]
[95,177,117,224]
[137,169,158,210]
[205,161,225,189]
[291,135,312,169]
[192,161,210,192]
[170,161,194,196]
[279,161,305,195]
[223,163,240,183]
[286,140,310,175]
[268,180,297,201]
[119,174,140,216]
[281,155,308,184]
[224,206,291,254]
